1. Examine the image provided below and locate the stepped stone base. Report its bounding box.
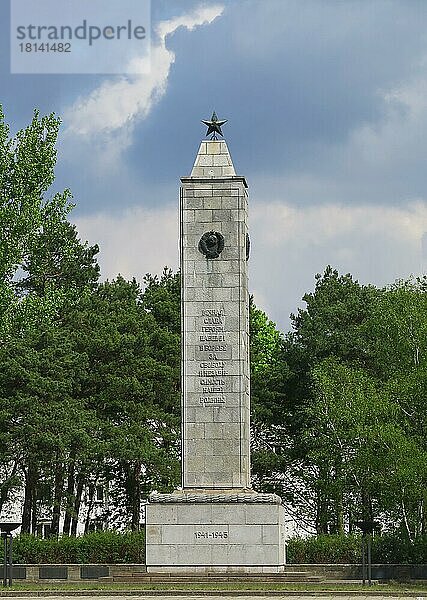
[145,495,285,573]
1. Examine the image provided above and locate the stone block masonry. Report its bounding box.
[179,141,251,491]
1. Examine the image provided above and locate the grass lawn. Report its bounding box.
[2,581,427,593]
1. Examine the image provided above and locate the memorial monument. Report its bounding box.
[145,114,285,572]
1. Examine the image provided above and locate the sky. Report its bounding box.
[2,0,427,331]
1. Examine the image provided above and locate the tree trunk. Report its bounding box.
[316,488,329,534]
[334,495,344,534]
[130,461,142,532]
[21,463,37,533]
[361,489,373,522]
[31,482,38,534]
[348,505,354,533]
[62,459,76,536]
[51,459,64,537]
[84,490,94,534]
[401,496,413,542]
[70,473,84,537]
[422,496,427,536]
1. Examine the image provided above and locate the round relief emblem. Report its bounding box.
[198,231,225,259]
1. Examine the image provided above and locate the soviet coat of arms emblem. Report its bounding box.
[198,231,225,259]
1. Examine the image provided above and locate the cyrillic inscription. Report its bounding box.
[195,309,231,405]
[200,395,226,404]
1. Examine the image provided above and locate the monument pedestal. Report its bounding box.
[146,492,285,573]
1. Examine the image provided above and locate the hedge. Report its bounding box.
[1,531,426,564]
[3,531,145,564]
[287,534,361,563]
[287,533,427,564]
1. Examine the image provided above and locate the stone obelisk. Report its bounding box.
[145,115,285,573]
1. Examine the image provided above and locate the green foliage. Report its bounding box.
[308,358,426,517]
[287,534,427,564]
[0,106,88,290]
[250,299,290,425]
[275,267,427,537]
[142,268,181,335]
[290,265,379,368]
[8,532,145,564]
[0,105,100,524]
[372,533,427,564]
[74,274,181,528]
[0,106,181,534]
[249,300,293,499]
[287,534,361,563]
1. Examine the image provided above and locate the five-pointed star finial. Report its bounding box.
[201,111,227,139]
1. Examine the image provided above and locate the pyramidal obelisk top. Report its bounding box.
[191,140,236,177]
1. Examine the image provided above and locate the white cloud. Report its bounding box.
[64,4,224,142]
[249,63,427,210]
[348,75,427,170]
[155,5,224,43]
[75,199,426,331]
[249,199,426,328]
[75,205,179,281]
[251,200,426,246]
